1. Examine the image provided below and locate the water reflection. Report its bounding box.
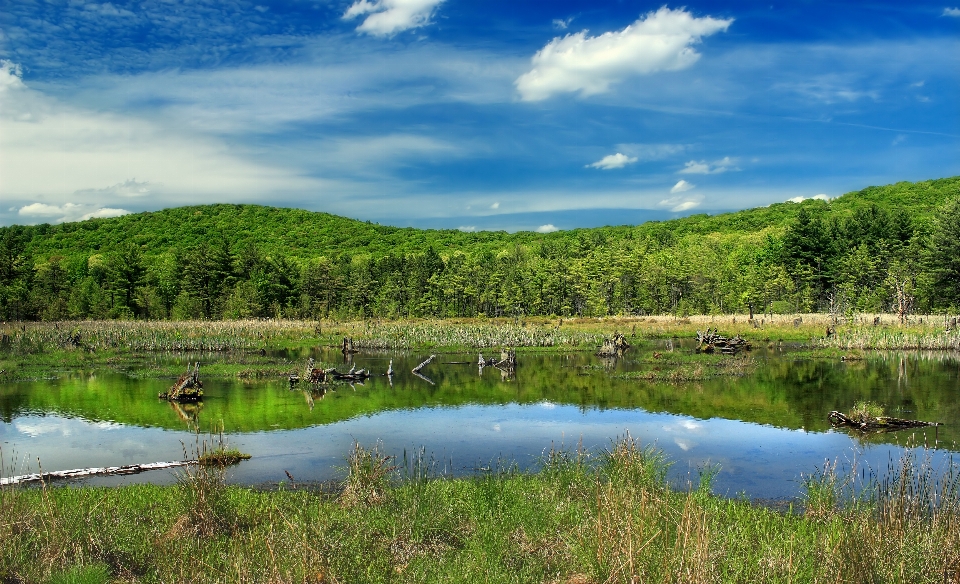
[0,347,957,500]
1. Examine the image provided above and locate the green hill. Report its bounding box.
[1,176,958,320]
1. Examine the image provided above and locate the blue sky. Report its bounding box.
[1,1,958,231]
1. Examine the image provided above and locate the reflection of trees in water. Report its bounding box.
[4,351,958,449]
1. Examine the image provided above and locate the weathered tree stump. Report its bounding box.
[597,332,630,357]
[159,362,202,402]
[695,329,750,355]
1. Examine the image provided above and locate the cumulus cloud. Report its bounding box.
[536,224,559,233]
[679,156,739,174]
[18,203,80,217]
[344,0,445,36]
[943,7,960,16]
[516,7,733,101]
[670,179,695,193]
[587,152,638,170]
[458,225,476,232]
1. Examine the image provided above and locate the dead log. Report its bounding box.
[1,460,196,486]
[412,354,436,374]
[341,337,358,354]
[828,410,940,433]
[159,362,202,402]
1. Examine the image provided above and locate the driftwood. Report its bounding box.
[1,460,196,486]
[597,332,630,357]
[412,354,436,374]
[696,329,750,355]
[829,411,940,433]
[159,362,202,401]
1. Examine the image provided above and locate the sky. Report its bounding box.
[1,1,958,231]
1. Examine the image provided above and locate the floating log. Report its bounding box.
[159,362,202,402]
[412,354,436,374]
[1,460,196,486]
[828,410,940,433]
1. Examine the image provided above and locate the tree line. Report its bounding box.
[1,178,958,321]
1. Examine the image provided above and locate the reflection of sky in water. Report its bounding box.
[1,406,952,500]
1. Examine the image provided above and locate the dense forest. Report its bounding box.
[1,177,958,321]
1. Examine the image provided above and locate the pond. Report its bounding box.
[1,344,957,501]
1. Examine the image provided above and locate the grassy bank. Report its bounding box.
[2,439,958,584]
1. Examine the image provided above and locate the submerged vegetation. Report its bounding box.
[1,439,958,583]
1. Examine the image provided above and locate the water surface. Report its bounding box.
[1,346,957,500]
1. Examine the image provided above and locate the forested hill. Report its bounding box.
[1,177,958,321]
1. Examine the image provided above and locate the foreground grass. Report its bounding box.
[2,439,958,584]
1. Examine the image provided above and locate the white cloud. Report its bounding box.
[490,201,500,209]
[536,224,559,233]
[787,194,831,203]
[659,191,703,212]
[679,156,739,174]
[587,152,638,170]
[616,143,687,161]
[75,179,153,198]
[553,17,573,30]
[19,203,80,217]
[943,7,960,16]
[17,202,130,223]
[344,0,445,36]
[516,7,733,101]
[458,225,476,232]
[0,61,25,94]
[0,61,324,223]
[79,208,131,221]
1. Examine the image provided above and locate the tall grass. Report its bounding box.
[2,439,959,583]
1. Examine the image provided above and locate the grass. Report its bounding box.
[849,400,887,424]
[2,438,958,583]
[2,313,954,371]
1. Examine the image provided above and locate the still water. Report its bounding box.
[1,346,957,500]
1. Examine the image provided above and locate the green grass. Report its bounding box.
[1,439,958,583]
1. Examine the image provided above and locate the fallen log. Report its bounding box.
[828,410,940,433]
[412,354,436,374]
[1,460,196,486]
